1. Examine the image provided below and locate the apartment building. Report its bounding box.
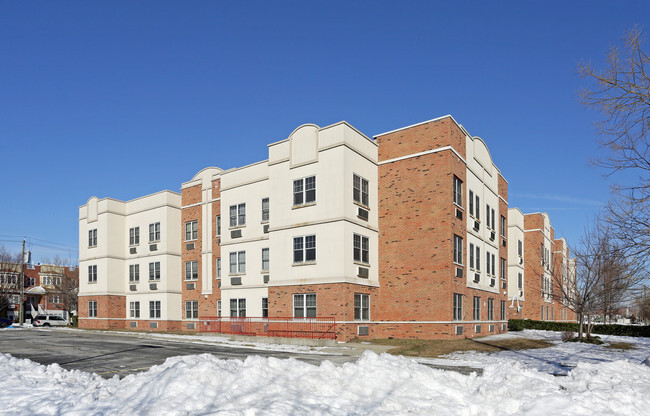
[78,191,182,330]
[77,115,576,339]
[0,261,78,322]
[506,211,575,321]
[374,115,509,339]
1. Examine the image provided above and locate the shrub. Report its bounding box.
[507,319,650,337]
[561,331,574,342]
[71,315,78,327]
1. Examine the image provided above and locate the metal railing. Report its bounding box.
[198,316,337,339]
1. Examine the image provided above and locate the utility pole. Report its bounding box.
[19,239,25,326]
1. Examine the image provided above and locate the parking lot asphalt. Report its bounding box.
[0,328,359,378]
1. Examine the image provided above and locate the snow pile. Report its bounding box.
[1,350,649,415]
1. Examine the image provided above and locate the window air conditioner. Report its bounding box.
[455,267,464,278]
[473,273,480,283]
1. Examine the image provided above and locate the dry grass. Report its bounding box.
[605,342,636,350]
[369,337,553,357]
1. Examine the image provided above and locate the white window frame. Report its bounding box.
[473,296,481,321]
[500,216,506,238]
[293,176,316,206]
[185,300,199,320]
[130,301,140,318]
[453,175,462,207]
[216,215,221,236]
[262,297,268,318]
[185,220,198,241]
[453,235,463,266]
[230,298,246,317]
[129,227,140,246]
[293,293,317,318]
[261,248,269,272]
[262,198,270,222]
[88,265,97,284]
[293,235,316,264]
[229,251,246,274]
[354,293,369,321]
[453,293,462,321]
[229,203,246,227]
[216,258,221,278]
[149,222,160,242]
[88,229,97,247]
[149,300,161,319]
[185,260,198,281]
[353,234,369,264]
[488,298,494,321]
[217,300,221,317]
[129,264,140,282]
[149,262,161,281]
[88,301,97,318]
[353,174,369,207]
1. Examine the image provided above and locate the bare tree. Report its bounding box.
[0,246,22,318]
[580,26,650,258]
[48,255,79,324]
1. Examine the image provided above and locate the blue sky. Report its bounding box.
[1,1,648,263]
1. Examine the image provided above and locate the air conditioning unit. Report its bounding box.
[130,247,137,254]
[263,275,270,284]
[490,278,495,287]
[490,231,495,241]
[186,283,195,290]
[129,284,137,291]
[231,229,242,239]
[502,239,506,247]
[358,267,369,278]
[149,244,157,251]
[455,267,463,278]
[455,208,463,220]
[358,208,369,221]
[502,280,507,289]
[263,224,270,234]
[473,220,480,231]
[231,277,242,285]
[519,257,523,265]
[186,243,195,250]
[473,273,480,283]
[149,283,158,290]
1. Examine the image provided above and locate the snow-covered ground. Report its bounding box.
[0,329,649,415]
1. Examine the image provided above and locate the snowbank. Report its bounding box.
[1,349,649,415]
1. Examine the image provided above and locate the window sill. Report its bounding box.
[292,261,316,267]
[261,220,269,224]
[149,240,160,244]
[149,279,161,282]
[229,225,246,230]
[129,281,140,284]
[353,201,370,210]
[228,273,246,276]
[453,202,463,211]
[453,263,464,268]
[261,270,269,274]
[354,261,370,267]
[184,239,198,243]
[88,245,97,249]
[184,279,198,282]
[292,202,316,210]
[88,281,97,284]
[129,244,139,248]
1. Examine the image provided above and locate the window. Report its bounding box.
[293,176,316,206]
[354,293,369,320]
[486,204,491,229]
[453,235,463,265]
[487,298,494,320]
[453,176,462,207]
[540,305,544,320]
[229,251,246,274]
[149,222,160,242]
[469,190,474,216]
[262,248,269,272]
[486,252,491,275]
[491,253,496,276]
[129,227,140,245]
[453,293,463,321]
[500,216,506,238]
[42,276,62,286]
[540,243,544,259]
[185,261,198,281]
[469,243,475,268]
[130,301,140,318]
[353,174,369,207]
[149,262,160,281]
[88,301,97,318]
[149,301,161,319]
[217,300,221,317]
[473,296,481,320]
[230,298,246,317]
[500,300,506,320]
[49,295,61,304]
[475,195,480,220]
[475,246,481,271]
[518,273,523,289]
[293,235,316,263]
[129,264,140,282]
[262,198,270,222]
[229,204,246,227]
[185,220,198,241]
[294,293,316,318]
[491,207,495,230]
[262,297,268,318]
[185,301,198,319]
[216,215,221,236]
[88,229,97,247]
[353,234,369,264]
[216,258,221,278]
[500,258,506,279]
[88,265,97,283]
[518,240,523,257]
